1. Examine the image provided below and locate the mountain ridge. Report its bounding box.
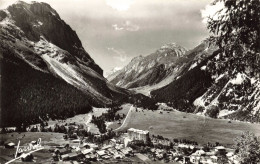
[107,42,188,90]
[0,1,129,127]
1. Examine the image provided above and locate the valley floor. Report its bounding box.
[109,106,260,147]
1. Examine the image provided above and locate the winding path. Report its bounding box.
[84,113,92,132]
[114,105,135,131]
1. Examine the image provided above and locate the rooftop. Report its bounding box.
[128,128,149,134]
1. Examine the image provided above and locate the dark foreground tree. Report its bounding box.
[206,0,260,76]
[234,131,260,164]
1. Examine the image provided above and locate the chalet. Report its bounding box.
[81,148,94,155]
[102,155,111,159]
[96,150,107,157]
[108,148,117,155]
[114,154,123,159]
[101,144,113,150]
[115,144,124,150]
[121,147,133,156]
[226,151,234,158]
[72,139,81,143]
[110,138,117,145]
[4,142,15,149]
[88,153,97,161]
[85,143,99,149]
[85,153,97,161]
[215,146,226,155]
[190,150,206,164]
[61,154,69,161]
[193,149,206,156]
[20,153,34,162]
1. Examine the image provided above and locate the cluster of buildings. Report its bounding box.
[51,127,148,162]
[188,146,238,164]
[51,138,134,162]
[124,128,240,164]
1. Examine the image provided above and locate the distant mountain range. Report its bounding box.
[109,40,260,122]
[0,1,129,127]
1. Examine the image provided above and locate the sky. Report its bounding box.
[0,0,214,75]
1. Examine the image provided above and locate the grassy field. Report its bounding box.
[45,106,110,134]
[107,104,132,130]
[114,108,260,147]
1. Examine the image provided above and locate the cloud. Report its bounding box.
[107,47,127,62]
[112,21,139,31]
[105,0,135,11]
[201,1,225,24]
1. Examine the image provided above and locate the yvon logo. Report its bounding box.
[6,138,44,164]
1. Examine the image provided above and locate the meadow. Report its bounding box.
[114,107,260,147]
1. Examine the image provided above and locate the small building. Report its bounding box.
[81,148,94,155]
[114,154,123,159]
[121,147,133,156]
[210,155,218,163]
[68,152,79,160]
[102,155,111,159]
[5,142,15,149]
[102,144,113,150]
[72,139,81,143]
[85,143,99,149]
[193,149,206,156]
[89,153,97,161]
[61,154,69,161]
[110,139,117,145]
[215,146,226,155]
[20,153,34,162]
[115,144,124,150]
[190,155,201,164]
[96,150,107,157]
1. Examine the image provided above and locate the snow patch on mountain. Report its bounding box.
[193,72,260,122]
[108,43,187,89]
[230,73,245,85]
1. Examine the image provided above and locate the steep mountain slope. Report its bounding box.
[151,49,219,111]
[151,44,260,122]
[108,43,187,91]
[109,41,216,96]
[0,1,128,127]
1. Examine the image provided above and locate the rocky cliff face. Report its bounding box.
[0,1,129,127]
[1,1,102,75]
[108,43,188,92]
[151,42,260,122]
